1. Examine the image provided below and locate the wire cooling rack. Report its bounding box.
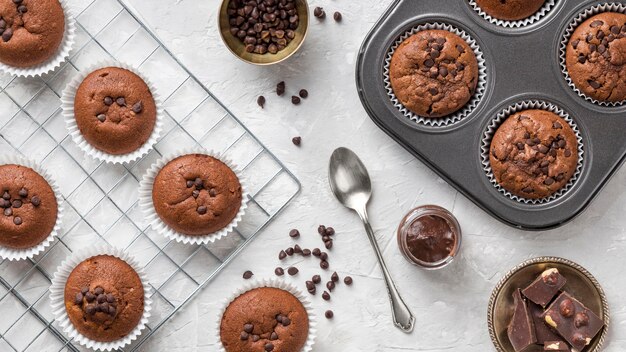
[0,0,301,350]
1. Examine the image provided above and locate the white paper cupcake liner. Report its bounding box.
[480,100,585,204]
[138,147,249,245]
[61,59,164,164]
[216,278,317,352]
[0,0,76,77]
[559,3,626,107]
[383,22,487,127]
[468,0,557,28]
[49,245,152,351]
[0,154,63,261]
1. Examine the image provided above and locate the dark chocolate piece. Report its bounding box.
[529,302,561,344]
[508,289,537,352]
[543,292,604,351]
[522,268,567,307]
[544,341,569,351]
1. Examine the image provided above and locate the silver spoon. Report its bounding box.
[328,147,415,333]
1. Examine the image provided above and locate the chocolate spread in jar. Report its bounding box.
[405,214,456,263]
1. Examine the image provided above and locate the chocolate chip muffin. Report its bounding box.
[64,255,144,342]
[220,287,309,352]
[474,0,546,21]
[74,67,157,155]
[0,164,58,249]
[0,0,65,68]
[489,109,579,199]
[566,12,626,102]
[152,154,243,236]
[390,29,479,118]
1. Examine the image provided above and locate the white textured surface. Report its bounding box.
[122,0,626,351]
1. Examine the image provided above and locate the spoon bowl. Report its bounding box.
[329,147,372,211]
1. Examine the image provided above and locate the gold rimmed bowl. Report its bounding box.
[218,0,309,65]
[488,257,610,352]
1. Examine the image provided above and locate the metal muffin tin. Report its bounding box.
[488,257,610,352]
[356,0,626,230]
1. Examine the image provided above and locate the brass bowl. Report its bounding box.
[488,257,609,352]
[218,0,309,65]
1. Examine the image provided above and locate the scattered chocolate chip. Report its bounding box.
[312,275,321,284]
[299,89,308,98]
[313,6,325,19]
[291,96,301,105]
[344,276,353,285]
[116,97,126,106]
[317,225,326,234]
[320,260,329,269]
[325,227,335,236]
[331,272,339,282]
[286,247,294,256]
[325,310,334,319]
[302,248,311,256]
[243,270,254,279]
[320,252,328,261]
[333,11,342,22]
[197,205,207,214]
[306,281,315,291]
[277,81,285,96]
[279,250,287,260]
[322,291,331,300]
[292,136,302,146]
[275,267,284,276]
[294,244,302,253]
[132,101,143,114]
[104,96,113,106]
[312,248,321,257]
[257,96,265,109]
[326,281,335,291]
[287,267,299,276]
[96,114,106,122]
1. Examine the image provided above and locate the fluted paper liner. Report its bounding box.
[559,3,626,107]
[383,22,487,127]
[481,100,584,204]
[49,245,152,351]
[0,154,63,261]
[216,278,317,352]
[468,0,557,28]
[61,60,164,164]
[138,147,248,245]
[0,0,76,77]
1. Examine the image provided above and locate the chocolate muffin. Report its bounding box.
[220,287,309,352]
[390,29,478,118]
[566,12,626,102]
[152,154,243,236]
[489,109,579,199]
[74,67,157,155]
[0,0,65,68]
[64,255,144,342]
[0,164,58,249]
[474,0,546,21]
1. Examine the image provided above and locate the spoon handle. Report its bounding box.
[357,208,415,333]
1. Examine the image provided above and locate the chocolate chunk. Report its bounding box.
[11,199,21,209]
[522,268,567,307]
[132,101,143,114]
[116,97,126,106]
[240,332,249,340]
[543,292,604,351]
[299,89,308,98]
[85,304,96,315]
[313,6,325,19]
[508,289,537,352]
[333,11,342,22]
[94,287,104,295]
[4,208,12,216]
[312,275,321,284]
[287,267,298,276]
[281,316,291,326]
[243,270,253,279]
[344,276,353,285]
[291,96,301,105]
[588,80,601,89]
[322,291,330,300]
[13,216,21,225]
[18,188,27,198]
[292,136,301,146]
[186,180,194,188]
[74,292,83,305]
[275,267,284,276]
[85,292,95,302]
[325,310,334,319]
[197,205,207,215]
[97,114,106,122]
[270,332,278,340]
[17,5,26,13]
[97,294,106,303]
[2,191,9,200]
[590,20,604,28]
[243,323,253,333]
[529,302,560,344]
[276,81,285,96]
[106,293,115,303]
[252,335,260,342]
[543,341,569,351]
[2,28,12,42]
[104,96,113,106]
[257,96,265,109]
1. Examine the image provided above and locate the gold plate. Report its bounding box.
[218,0,309,65]
[488,257,610,352]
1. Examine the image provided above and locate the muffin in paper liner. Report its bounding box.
[0,154,63,261]
[138,147,248,245]
[61,60,164,165]
[559,3,626,107]
[468,0,557,28]
[0,0,76,78]
[216,278,317,352]
[49,245,152,351]
[481,100,584,204]
[383,22,487,127]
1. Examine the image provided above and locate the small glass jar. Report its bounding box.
[397,205,462,270]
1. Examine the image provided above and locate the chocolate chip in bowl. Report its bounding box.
[218,0,309,65]
[488,257,609,352]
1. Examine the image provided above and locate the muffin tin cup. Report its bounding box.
[61,59,164,165]
[138,147,249,245]
[0,154,64,261]
[0,0,76,78]
[49,245,153,351]
[215,277,317,352]
[467,0,558,28]
[383,22,487,127]
[559,3,626,107]
[480,100,585,205]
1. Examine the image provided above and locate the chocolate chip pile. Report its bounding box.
[74,286,118,318]
[97,96,143,123]
[184,177,218,215]
[256,81,308,146]
[0,188,41,226]
[244,224,354,320]
[227,0,300,55]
